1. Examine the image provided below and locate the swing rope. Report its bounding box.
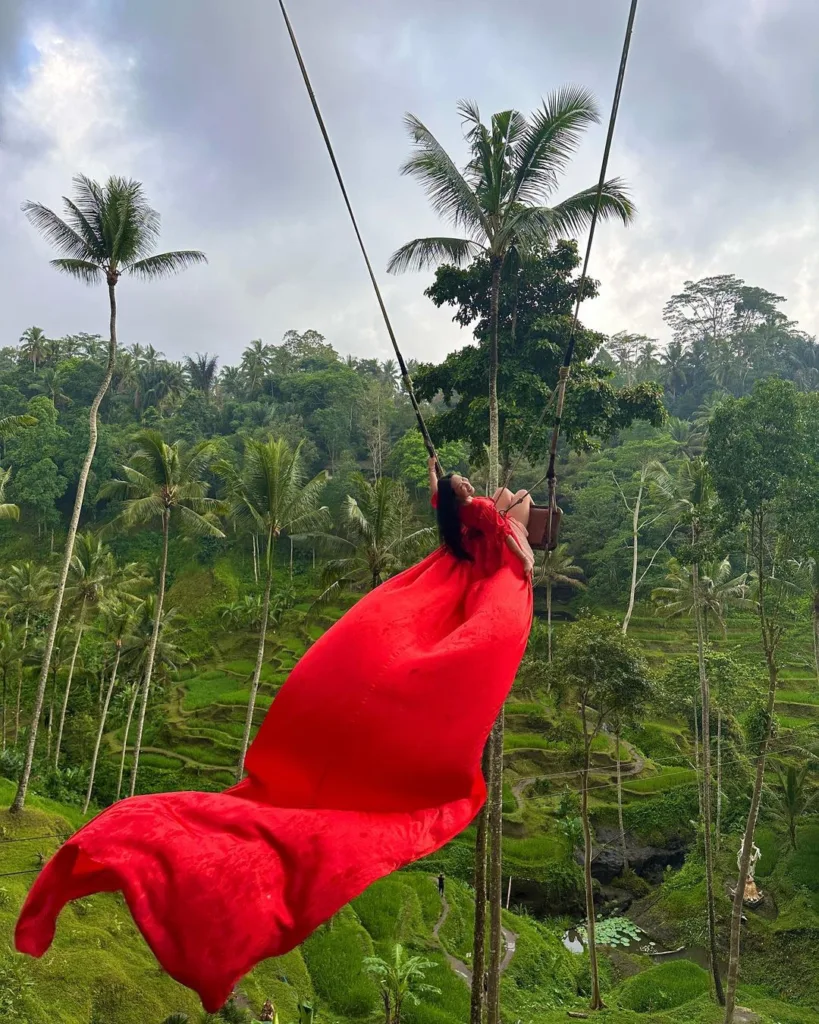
[503,0,640,528]
[279,0,640,509]
[277,0,441,477]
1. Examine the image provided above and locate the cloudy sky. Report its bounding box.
[1,0,817,368]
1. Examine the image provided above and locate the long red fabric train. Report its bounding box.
[15,497,532,1011]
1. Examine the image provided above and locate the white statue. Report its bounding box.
[737,832,761,881]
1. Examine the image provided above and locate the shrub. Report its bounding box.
[617,960,709,1013]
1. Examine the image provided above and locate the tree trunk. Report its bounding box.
[693,694,702,817]
[581,702,603,1010]
[55,605,86,769]
[486,709,505,1024]
[84,644,122,814]
[547,580,553,664]
[252,534,259,583]
[10,280,118,813]
[694,561,725,1005]
[116,685,139,801]
[724,516,779,1024]
[46,668,58,762]
[129,509,170,797]
[616,729,628,874]
[14,662,23,747]
[236,530,274,781]
[488,256,502,495]
[716,711,723,854]
[2,667,7,752]
[470,744,490,1024]
[622,484,643,634]
[813,594,819,686]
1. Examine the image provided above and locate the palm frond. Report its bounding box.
[175,504,225,538]
[49,259,104,285]
[387,236,484,274]
[399,113,487,235]
[21,201,95,261]
[511,86,600,205]
[541,178,635,238]
[126,250,208,280]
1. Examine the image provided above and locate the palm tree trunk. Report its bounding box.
[10,280,118,813]
[716,711,723,854]
[237,529,274,781]
[813,593,819,685]
[116,684,139,801]
[2,667,7,752]
[470,746,490,1024]
[488,256,502,494]
[14,662,23,748]
[129,508,170,797]
[724,517,778,1024]
[55,604,86,769]
[622,483,642,634]
[616,728,628,874]
[581,703,603,1010]
[693,694,702,817]
[547,580,553,663]
[694,561,725,1005]
[84,644,122,814]
[486,709,505,1024]
[252,534,259,583]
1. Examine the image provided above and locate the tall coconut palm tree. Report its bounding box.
[241,339,273,394]
[184,352,219,398]
[54,533,143,769]
[83,598,135,813]
[101,431,223,795]
[221,438,329,779]
[18,326,48,373]
[388,93,634,494]
[314,475,435,599]
[11,175,207,814]
[533,543,585,661]
[660,339,687,400]
[115,599,186,800]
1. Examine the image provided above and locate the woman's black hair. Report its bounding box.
[436,474,473,561]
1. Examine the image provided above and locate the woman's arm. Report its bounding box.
[428,457,439,500]
[505,533,534,577]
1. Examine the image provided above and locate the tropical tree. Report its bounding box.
[221,437,329,778]
[83,599,136,812]
[101,431,223,796]
[707,379,807,1024]
[11,175,206,814]
[552,617,651,1010]
[18,326,48,372]
[241,339,273,394]
[388,92,634,494]
[0,620,23,751]
[0,466,19,522]
[2,562,51,745]
[652,556,752,638]
[185,352,219,398]
[54,533,142,769]
[533,543,585,661]
[765,762,818,850]
[363,943,440,1024]
[660,339,688,400]
[314,475,434,599]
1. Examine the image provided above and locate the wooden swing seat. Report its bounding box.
[526,504,562,551]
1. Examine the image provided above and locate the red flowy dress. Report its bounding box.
[16,496,533,1010]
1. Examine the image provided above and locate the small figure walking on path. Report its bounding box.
[437,872,445,897]
[260,997,276,1021]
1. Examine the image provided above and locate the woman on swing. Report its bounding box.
[17,454,534,1013]
[429,456,535,577]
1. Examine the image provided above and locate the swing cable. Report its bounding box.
[277,0,442,477]
[502,0,640,527]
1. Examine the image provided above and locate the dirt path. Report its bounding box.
[432,890,517,986]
